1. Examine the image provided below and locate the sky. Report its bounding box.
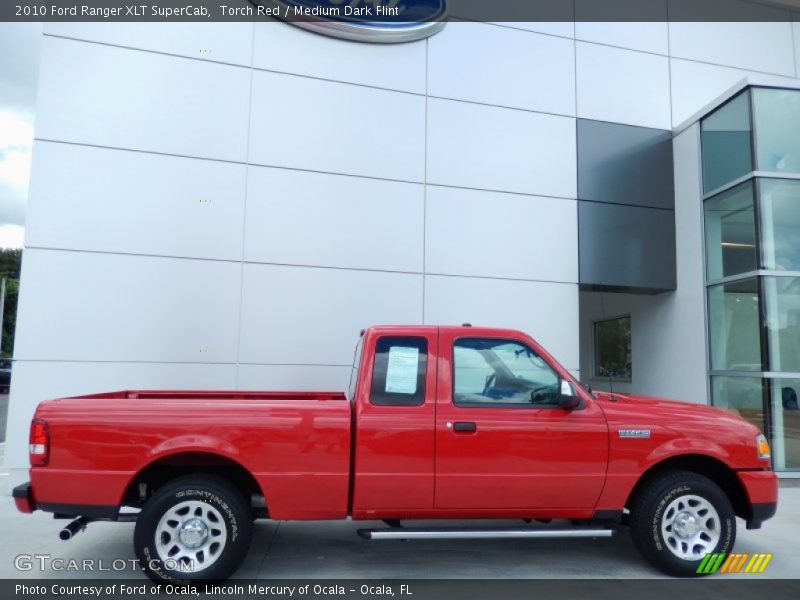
[0,22,42,250]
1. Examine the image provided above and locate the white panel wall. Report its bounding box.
[670,59,751,128]
[428,21,575,115]
[249,71,425,181]
[669,21,795,77]
[424,276,579,371]
[26,141,247,260]
[253,21,426,93]
[575,20,669,55]
[427,98,577,197]
[35,36,251,161]
[425,187,577,283]
[14,249,242,363]
[43,22,255,66]
[245,167,424,272]
[487,22,575,39]
[670,59,799,127]
[238,365,352,393]
[576,42,671,129]
[239,264,423,365]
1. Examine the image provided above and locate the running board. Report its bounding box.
[357,527,615,541]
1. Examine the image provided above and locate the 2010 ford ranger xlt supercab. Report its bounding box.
[13,325,777,581]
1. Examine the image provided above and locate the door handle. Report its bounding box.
[453,421,477,433]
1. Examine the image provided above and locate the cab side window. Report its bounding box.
[370,336,427,407]
[453,338,560,407]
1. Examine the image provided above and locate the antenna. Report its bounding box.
[599,291,615,399]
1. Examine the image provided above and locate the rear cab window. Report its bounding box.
[370,336,428,407]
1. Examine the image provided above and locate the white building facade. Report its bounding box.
[6,6,800,487]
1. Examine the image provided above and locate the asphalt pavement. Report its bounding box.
[0,489,798,579]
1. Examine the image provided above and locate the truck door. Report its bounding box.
[434,329,608,511]
[351,328,438,516]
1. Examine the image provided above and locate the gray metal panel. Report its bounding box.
[577,119,674,210]
[579,201,677,292]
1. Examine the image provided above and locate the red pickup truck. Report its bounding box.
[13,325,776,581]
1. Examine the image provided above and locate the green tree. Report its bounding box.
[0,249,22,358]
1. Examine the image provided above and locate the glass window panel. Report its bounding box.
[711,376,765,433]
[759,179,800,272]
[753,88,800,175]
[370,336,427,407]
[764,276,800,373]
[593,316,632,381]
[703,181,758,281]
[453,338,560,407]
[701,91,753,193]
[770,378,800,472]
[708,278,762,371]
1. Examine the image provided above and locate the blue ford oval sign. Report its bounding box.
[251,1,447,43]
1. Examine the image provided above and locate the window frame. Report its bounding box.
[347,336,364,403]
[592,315,632,383]
[451,336,564,410]
[369,335,428,408]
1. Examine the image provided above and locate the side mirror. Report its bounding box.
[559,379,581,410]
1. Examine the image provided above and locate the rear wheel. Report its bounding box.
[629,470,736,576]
[133,475,252,582]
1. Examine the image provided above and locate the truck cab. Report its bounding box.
[350,325,606,518]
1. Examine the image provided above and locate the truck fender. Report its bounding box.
[644,438,732,467]
[145,434,244,464]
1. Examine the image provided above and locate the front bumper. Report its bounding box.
[737,470,778,529]
[12,482,36,514]
[748,501,778,530]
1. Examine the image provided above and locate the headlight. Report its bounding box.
[756,434,771,460]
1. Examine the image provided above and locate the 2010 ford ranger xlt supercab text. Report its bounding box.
[13,325,777,581]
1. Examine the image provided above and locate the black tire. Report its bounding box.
[629,470,736,577]
[134,475,253,582]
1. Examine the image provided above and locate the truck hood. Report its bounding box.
[593,390,756,430]
[591,390,765,469]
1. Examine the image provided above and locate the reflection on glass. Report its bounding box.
[764,277,800,373]
[701,91,753,193]
[754,88,800,175]
[708,278,762,371]
[711,376,765,433]
[771,379,800,471]
[594,316,632,381]
[704,181,757,281]
[759,179,800,272]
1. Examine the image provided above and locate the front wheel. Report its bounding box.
[133,475,253,582]
[629,470,736,577]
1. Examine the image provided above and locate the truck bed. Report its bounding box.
[31,389,352,520]
[72,389,346,401]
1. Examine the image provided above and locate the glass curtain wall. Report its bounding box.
[701,86,800,472]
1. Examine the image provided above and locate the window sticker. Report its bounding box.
[385,346,420,394]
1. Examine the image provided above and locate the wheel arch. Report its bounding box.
[121,451,266,516]
[625,453,749,521]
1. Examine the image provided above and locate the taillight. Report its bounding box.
[29,419,49,466]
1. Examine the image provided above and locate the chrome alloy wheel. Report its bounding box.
[660,494,721,560]
[155,500,228,571]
